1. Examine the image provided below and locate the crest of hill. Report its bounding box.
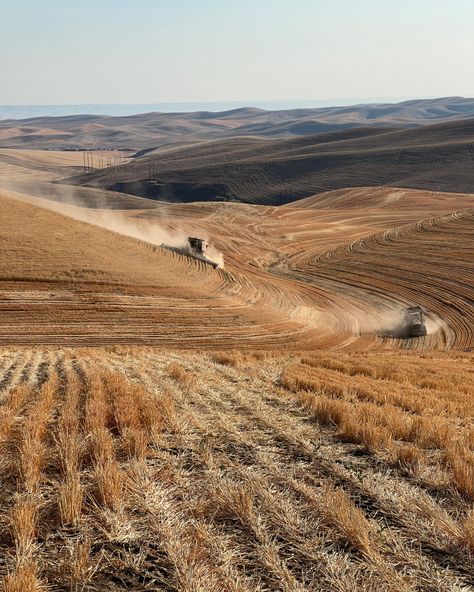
[290,187,474,211]
[0,97,473,150]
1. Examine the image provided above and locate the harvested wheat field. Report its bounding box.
[0,347,473,591]
[3,0,474,588]
[0,176,473,350]
[0,149,473,591]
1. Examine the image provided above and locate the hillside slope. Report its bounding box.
[1,97,473,150]
[0,192,314,348]
[76,119,474,204]
[0,191,336,349]
[287,207,474,350]
[1,182,473,350]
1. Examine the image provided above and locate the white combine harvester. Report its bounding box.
[161,236,220,269]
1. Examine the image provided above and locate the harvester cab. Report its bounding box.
[402,306,427,337]
[188,237,209,258]
[377,305,428,339]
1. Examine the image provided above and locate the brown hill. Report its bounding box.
[1,180,472,350]
[1,97,473,151]
[0,191,326,348]
[75,118,474,204]
[0,146,473,592]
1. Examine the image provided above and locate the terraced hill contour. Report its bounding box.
[78,118,474,204]
[0,181,472,349]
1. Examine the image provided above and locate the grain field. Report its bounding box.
[0,347,473,591]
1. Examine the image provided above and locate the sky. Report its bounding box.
[1,0,473,105]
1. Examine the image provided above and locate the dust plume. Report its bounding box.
[0,180,225,268]
[349,303,445,338]
[290,299,444,341]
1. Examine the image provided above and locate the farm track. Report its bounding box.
[0,348,473,591]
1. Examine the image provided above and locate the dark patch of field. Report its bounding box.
[76,118,474,205]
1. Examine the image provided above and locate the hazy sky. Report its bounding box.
[1,0,473,105]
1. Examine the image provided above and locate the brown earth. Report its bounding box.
[77,118,474,204]
[0,168,472,349]
[1,97,473,150]
[0,148,473,592]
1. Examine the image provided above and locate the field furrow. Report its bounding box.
[1,348,471,591]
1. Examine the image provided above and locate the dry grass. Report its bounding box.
[391,443,423,469]
[447,451,474,499]
[4,496,42,592]
[283,354,474,500]
[319,485,375,558]
[10,496,37,560]
[167,362,196,387]
[459,510,474,553]
[95,459,124,510]
[17,376,56,492]
[58,474,83,526]
[2,564,43,592]
[68,538,93,589]
[0,347,473,591]
[211,352,242,367]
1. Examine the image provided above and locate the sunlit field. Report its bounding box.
[0,136,473,592]
[0,347,473,591]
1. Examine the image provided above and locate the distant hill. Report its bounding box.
[0,97,473,151]
[72,118,474,204]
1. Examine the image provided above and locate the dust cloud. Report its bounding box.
[289,305,339,332]
[1,179,225,268]
[349,304,444,338]
[289,299,443,340]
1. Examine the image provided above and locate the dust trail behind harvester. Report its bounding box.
[349,303,445,341]
[0,179,447,347]
[1,180,225,268]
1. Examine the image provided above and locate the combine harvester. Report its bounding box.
[401,306,428,337]
[161,236,220,269]
[378,306,428,339]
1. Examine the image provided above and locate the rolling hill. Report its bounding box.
[1,146,472,351]
[0,97,473,151]
[74,118,474,204]
[1,179,472,350]
[1,145,473,592]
